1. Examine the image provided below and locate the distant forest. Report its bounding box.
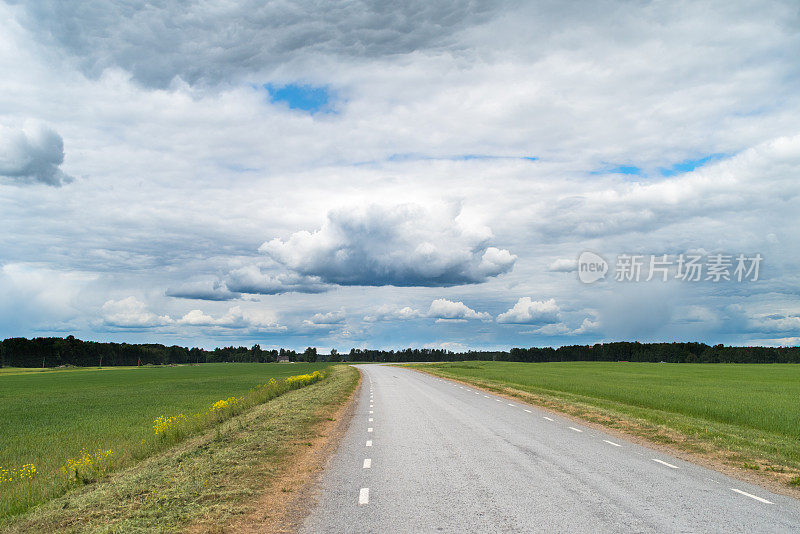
[1,336,799,367]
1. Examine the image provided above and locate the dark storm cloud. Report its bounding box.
[11,0,504,87]
[0,124,73,186]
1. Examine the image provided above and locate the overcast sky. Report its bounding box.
[1,0,799,351]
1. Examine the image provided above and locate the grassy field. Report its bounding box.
[0,363,331,519]
[409,361,800,487]
[1,364,359,533]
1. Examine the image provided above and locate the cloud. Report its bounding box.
[101,297,172,328]
[427,298,491,322]
[746,313,800,334]
[260,204,516,287]
[223,266,328,295]
[0,123,73,186]
[497,297,560,325]
[166,279,241,301]
[13,0,502,87]
[177,306,285,332]
[302,309,346,328]
[363,305,422,322]
[3,0,800,348]
[573,317,600,335]
[548,258,577,272]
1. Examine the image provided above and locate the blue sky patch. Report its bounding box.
[264,83,332,113]
[591,165,642,176]
[659,154,725,176]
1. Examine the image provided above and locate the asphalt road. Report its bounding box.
[300,364,800,533]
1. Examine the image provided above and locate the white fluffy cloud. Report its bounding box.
[363,305,422,322]
[302,309,347,328]
[0,123,73,186]
[497,298,560,325]
[260,204,516,287]
[100,297,285,332]
[101,297,172,328]
[177,306,285,332]
[427,298,491,322]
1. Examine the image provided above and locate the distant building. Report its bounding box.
[277,354,291,363]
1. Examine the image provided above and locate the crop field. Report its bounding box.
[410,361,800,480]
[0,362,330,518]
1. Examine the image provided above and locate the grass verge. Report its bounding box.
[0,364,359,533]
[407,361,800,497]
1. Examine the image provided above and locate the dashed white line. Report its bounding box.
[523,409,532,413]
[359,487,370,505]
[368,427,373,432]
[543,416,554,421]
[731,488,773,504]
[363,458,372,469]
[369,410,373,414]
[495,399,502,402]
[603,440,621,447]
[366,440,372,447]
[368,417,373,422]
[507,403,515,407]
[568,427,583,433]
[483,395,490,398]
[652,459,679,469]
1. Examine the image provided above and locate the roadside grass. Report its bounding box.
[407,361,800,490]
[0,364,359,533]
[0,363,330,519]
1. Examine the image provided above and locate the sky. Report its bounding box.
[1,0,799,351]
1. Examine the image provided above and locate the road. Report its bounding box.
[300,364,800,533]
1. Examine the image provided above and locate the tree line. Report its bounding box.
[1,337,798,368]
[0,336,321,367]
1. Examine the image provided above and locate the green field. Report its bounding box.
[0,362,330,518]
[409,361,800,482]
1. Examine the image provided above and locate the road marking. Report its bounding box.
[731,488,773,504]
[507,403,515,407]
[495,399,502,402]
[523,409,532,413]
[543,416,554,421]
[369,410,373,414]
[366,440,372,447]
[369,418,373,422]
[603,440,621,447]
[363,458,372,469]
[568,427,583,433]
[652,459,679,469]
[368,427,373,432]
[359,487,370,505]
